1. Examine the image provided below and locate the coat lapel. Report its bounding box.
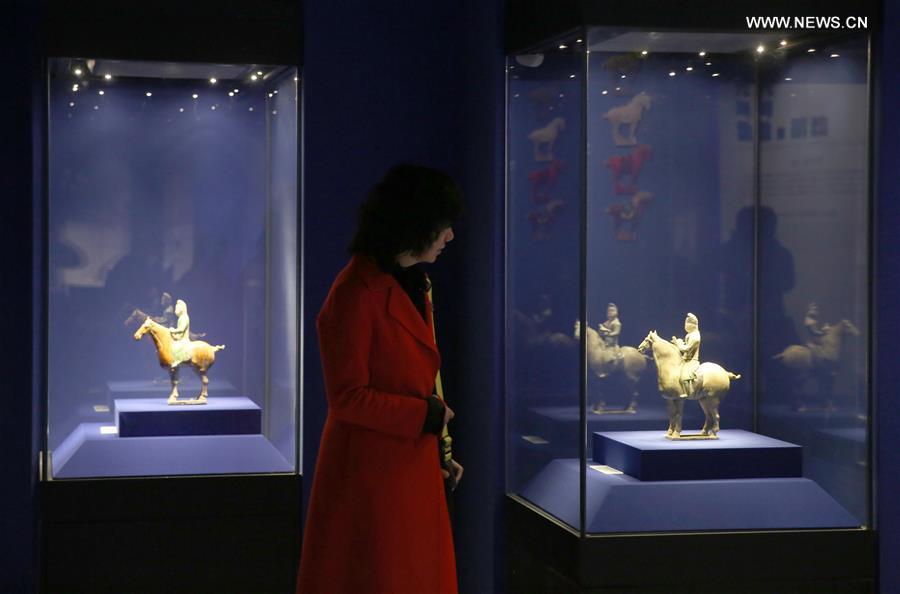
[350,254,439,356]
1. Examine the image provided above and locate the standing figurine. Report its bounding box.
[672,313,701,398]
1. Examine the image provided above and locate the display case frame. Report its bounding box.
[36,2,304,591]
[504,2,878,589]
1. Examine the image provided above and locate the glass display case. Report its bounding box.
[45,57,300,479]
[506,27,871,536]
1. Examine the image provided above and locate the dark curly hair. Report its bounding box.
[349,164,463,272]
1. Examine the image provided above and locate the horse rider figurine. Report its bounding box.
[803,302,826,359]
[169,299,193,370]
[598,303,624,364]
[673,313,701,399]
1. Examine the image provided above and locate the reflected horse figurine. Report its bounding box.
[133,317,225,405]
[575,320,648,413]
[638,330,740,438]
[773,319,859,409]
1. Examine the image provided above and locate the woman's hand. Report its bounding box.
[443,403,454,427]
[441,459,464,490]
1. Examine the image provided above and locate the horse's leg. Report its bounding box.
[672,399,684,437]
[708,395,721,435]
[698,398,711,436]
[665,399,677,436]
[168,366,180,404]
[198,367,209,401]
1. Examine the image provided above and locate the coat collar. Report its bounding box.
[349,254,438,355]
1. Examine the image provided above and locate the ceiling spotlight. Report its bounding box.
[146,92,152,97]
[569,74,576,79]
[249,106,254,111]
[210,78,218,84]
[72,84,79,91]
[615,86,621,91]
[268,92,273,98]
[830,53,840,58]
[69,102,74,107]
[808,48,816,53]
[294,76,298,81]
[712,73,720,77]
[558,44,568,50]
[192,93,199,99]
[705,62,712,66]
[98,90,104,95]
[621,74,626,79]
[668,71,676,77]
[641,50,648,56]
[256,71,263,76]
[251,74,258,81]
[211,105,216,110]
[273,89,278,94]
[602,90,608,95]
[686,67,693,71]
[74,68,83,76]
[104,74,112,80]
[699,51,706,57]
[93,105,98,110]
[272,110,277,115]
[780,39,788,46]
[228,92,234,97]
[233,89,239,93]
[756,45,765,54]
[785,77,793,81]
[179,107,184,112]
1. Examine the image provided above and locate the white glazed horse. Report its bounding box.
[637,330,740,438]
[603,92,651,146]
[528,117,566,161]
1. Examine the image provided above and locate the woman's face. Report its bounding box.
[416,226,455,264]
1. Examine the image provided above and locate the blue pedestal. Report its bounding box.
[593,429,802,481]
[115,397,261,437]
[520,459,860,533]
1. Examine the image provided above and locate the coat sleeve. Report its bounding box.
[317,280,428,439]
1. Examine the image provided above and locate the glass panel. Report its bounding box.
[757,34,870,526]
[47,58,299,479]
[507,29,871,535]
[506,37,586,531]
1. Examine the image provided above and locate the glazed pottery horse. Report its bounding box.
[575,320,648,412]
[133,317,225,404]
[637,330,740,438]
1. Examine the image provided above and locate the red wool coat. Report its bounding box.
[296,255,457,594]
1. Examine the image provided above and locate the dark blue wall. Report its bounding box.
[877,0,900,592]
[302,1,505,592]
[0,1,40,591]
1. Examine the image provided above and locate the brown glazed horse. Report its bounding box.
[133,317,225,404]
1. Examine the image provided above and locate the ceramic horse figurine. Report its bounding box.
[638,330,740,438]
[528,117,566,161]
[773,319,859,408]
[575,320,648,413]
[133,317,225,405]
[603,92,651,146]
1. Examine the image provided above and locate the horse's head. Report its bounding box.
[552,117,566,131]
[133,317,152,340]
[637,330,658,353]
[838,319,860,336]
[636,92,651,110]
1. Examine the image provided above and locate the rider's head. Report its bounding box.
[175,299,187,316]
[607,303,618,320]
[684,313,698,332]
[806,302,819,316]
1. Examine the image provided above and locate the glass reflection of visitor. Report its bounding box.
[673,313,701,398]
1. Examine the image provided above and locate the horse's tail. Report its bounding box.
[772,352,785,360]
[213,344,226,352]
[727,371,741,380]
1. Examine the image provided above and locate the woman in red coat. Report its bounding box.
[297,165,464,594]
